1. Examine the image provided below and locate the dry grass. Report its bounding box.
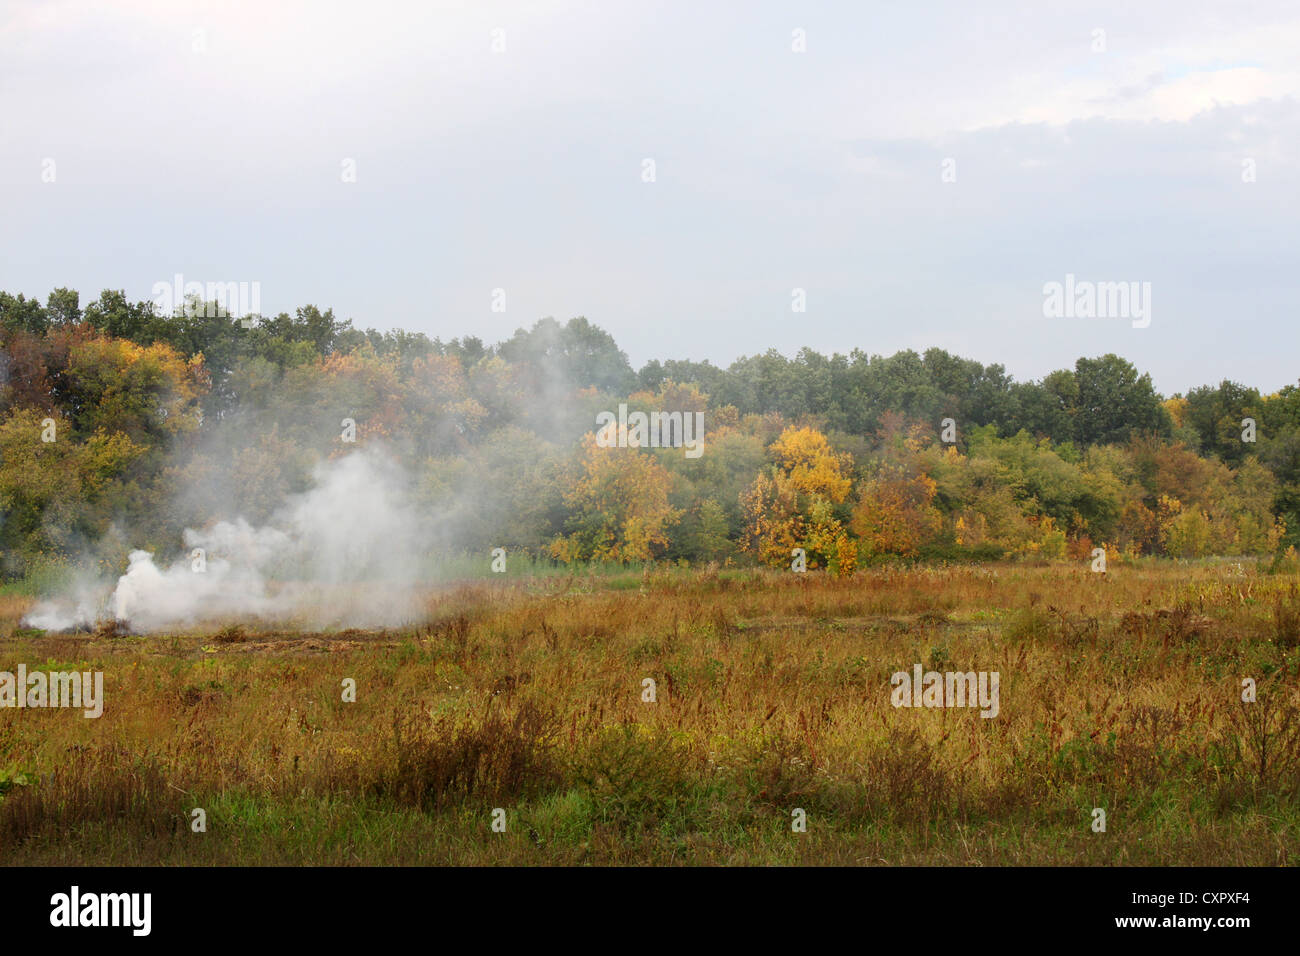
[1,563,1297,865]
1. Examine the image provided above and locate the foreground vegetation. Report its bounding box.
[2,562,1298,865]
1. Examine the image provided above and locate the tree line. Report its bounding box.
[2,287,1298,580]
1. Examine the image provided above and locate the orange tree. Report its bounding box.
[851,465,942,558]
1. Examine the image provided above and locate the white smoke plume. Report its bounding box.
[24,449,435,632]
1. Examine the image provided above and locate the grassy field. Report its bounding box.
[1,562,1298,865]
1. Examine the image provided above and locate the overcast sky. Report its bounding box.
[2,0,1297,395]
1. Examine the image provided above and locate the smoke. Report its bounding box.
[24,448,436,632]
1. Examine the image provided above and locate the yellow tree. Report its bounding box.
[740,426,854,573]
[768,426,852,502]
[550,429,680,563]
[65,337,207,444]
[739,470,803,568]
[1162,395,1189,430]
[805,496,856,575]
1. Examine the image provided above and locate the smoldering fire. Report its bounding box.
[21,449,433,633]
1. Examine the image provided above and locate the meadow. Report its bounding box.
[1,561,1298,866]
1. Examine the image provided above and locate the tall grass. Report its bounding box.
[0,562,1297,865]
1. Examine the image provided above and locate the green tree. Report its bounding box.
[1073,354,1171,446]
[45,287,81,326]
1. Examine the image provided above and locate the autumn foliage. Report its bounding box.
[2,289,1298,578]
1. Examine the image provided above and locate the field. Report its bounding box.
[1,562,1299,866]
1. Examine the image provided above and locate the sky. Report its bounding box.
[1,0,1297,396]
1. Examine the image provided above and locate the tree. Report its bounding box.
[683,498,734,563]
[1183,379,1262,466]
[851,467,941,557]
[498,317,635,394]
[739,470,803,568]
[0,292,49,336]
[64,337,207,446]
[740,426,854,570]
[83,289,158,343]
[0,407,146,574]
[1012,369,1077,443]
[767,426,852,503]
[45,287,81,326]
[550,430,680,563]
[1073,354,1171,446]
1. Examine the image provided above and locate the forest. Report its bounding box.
[2,286,1298,583]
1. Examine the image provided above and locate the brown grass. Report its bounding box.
[0,562,1297,865]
